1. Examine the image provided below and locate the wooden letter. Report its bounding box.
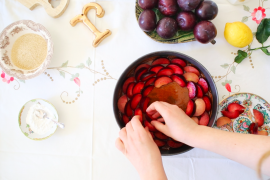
[70,3,112,48]
[16,0,69,18]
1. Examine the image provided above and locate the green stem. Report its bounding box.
[249,45,270,51]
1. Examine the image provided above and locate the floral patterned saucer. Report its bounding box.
[214,93,270,136]
[0,20,53,80]
[18,99,58,141]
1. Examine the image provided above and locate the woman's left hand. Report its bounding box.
[115,116,167,180]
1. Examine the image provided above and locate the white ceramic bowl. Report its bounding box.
[18,99,58,141]
[0,20,53,80]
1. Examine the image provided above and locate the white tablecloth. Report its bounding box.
[1,0,270,179]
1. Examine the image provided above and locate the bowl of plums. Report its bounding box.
[136,0,218,44]
[113,51,219,155]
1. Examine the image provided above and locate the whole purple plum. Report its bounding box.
[177,0,200,11]
[176,11,196,31]
[157,17,178,39]
[138,0,158,9]
[158,0,178,16]
[139,9,157,32]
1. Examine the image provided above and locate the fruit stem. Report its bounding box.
[249,44,270,51]
[210,39,216,45]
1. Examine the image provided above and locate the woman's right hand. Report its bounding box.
[146,101,198,144]
[147,102,270,177]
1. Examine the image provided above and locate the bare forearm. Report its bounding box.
[187,126,270,176]
[140,164,167,180]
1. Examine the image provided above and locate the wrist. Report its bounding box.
[179,124,203,146]
[185,125,212,147]
[139,161,167,180]
[140,168,167,180]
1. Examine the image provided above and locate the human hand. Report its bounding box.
[146,101,198,144]
[115,116,167,180]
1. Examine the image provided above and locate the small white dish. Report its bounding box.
[18,99,58,141]
[0,20,53,80]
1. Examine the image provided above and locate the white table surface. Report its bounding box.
[1,0,270,179]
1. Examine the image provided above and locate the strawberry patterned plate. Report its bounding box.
[214,93,270,136]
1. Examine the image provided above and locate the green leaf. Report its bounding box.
[221,63,229,69]
[153,8,165,22]
[86,58,92,66]
[234,50,248,64]
[241,16,249,23]
[70,78,74,81]
[59,71,65,78]
[175,31,181,36]
[62,61,68,67]
[19,79,25,83]
[221,80,232,86]
[243,5,250,12]
[76,63,85,69]
[261,48,270,55]
[26,124,30,128]
[231,65,236,74]
[60,71,66,78]
[256,18,270,44]
[75,73,79,77]
[24,132,29,137]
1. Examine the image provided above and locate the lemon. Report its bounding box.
[224,22,253,48]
